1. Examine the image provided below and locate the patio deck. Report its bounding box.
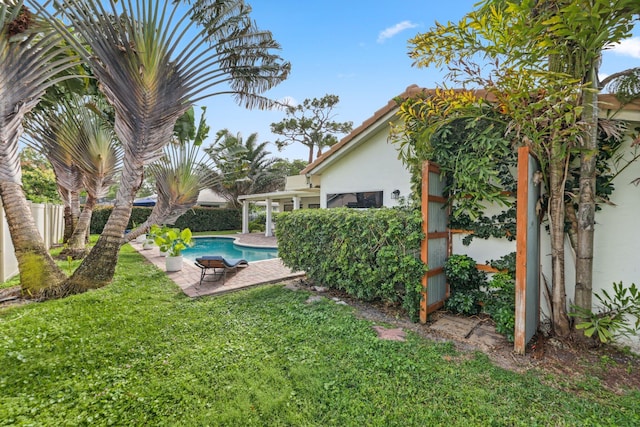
[131,233,304,298]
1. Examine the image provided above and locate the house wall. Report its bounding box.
[318,126,413,208]
[557,127,640,352]
[452,127,640,351]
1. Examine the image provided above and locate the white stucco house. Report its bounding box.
[240,84,640,351]
[238,85,423,235]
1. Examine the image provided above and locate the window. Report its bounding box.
[327,191,383,209]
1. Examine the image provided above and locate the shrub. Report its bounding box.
[276,207,426,320]
[443,254,486,315]
[484,272,516,342]
[90,206,241,234]
[444,253,516,341]
[570,281,640,344]
[249,213,266,233]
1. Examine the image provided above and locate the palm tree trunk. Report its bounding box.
[63,204,74,243]
[0,182,66,298]
[123,203,164,242]
[549,154,571,337]
[63,194,97,257]
[64,154,144,292]
[71,190,81,233]
[61,188,80,244]
[575,67,598,313]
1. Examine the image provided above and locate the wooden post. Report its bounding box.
[515,146,529,354]
[420,161,429,323]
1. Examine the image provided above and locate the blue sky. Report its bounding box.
[200,1,640,161]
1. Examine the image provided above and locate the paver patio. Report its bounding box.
[132,233,305,298]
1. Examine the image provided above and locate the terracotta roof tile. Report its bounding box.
[300,85,640,175]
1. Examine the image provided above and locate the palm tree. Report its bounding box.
[25,96,122,261]
[23,103,84,244]
[0,1,81,295]
[126,141,218,242]
[64,97,122,255]
[205,129,281,209]
[522,0,639,322]
[125,107,215,241]
[31,0,290,292]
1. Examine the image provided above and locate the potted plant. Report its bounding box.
[153,227,194,272]
[132,221,147,244]
[149,224,170,256]
[142,235,154,250]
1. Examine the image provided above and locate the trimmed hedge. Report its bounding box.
[276,207,426,321]
[90,206,241,234]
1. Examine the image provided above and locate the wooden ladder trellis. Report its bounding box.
[420,161,450,323]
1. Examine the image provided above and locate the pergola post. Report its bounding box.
[241,200,249,234]
[265,198,273,237]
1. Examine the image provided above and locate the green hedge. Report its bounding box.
[276,207,426,321]
[90,206,241,234]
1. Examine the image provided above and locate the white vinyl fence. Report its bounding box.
[0,202,65,282]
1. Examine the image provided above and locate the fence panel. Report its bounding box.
[0,202,64,282]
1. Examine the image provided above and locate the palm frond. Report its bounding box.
[24,94,122,200]
[1,1,82,184]
[37,0,289,164]
[146,141,218,224]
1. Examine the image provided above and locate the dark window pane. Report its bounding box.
[327,191,383,208]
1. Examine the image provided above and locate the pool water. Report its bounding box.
[182,237,278,263]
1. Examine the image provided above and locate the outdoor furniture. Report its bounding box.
[195,256,248,285]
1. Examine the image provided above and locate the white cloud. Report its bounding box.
[279,96,297,107]
[607,37,640,59]
[377,21,419,44]
[271,96,297,111]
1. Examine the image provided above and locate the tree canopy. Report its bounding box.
[271,94,353,164]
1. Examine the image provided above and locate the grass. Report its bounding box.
[1,247,639,426]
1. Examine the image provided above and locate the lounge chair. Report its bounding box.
[195,255,248,285]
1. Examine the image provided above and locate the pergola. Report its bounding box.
[238,188,320,237]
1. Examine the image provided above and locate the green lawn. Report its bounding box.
[1,246,638,426]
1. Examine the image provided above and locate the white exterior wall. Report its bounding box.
[451,202,517,264]
[318,126,413,208]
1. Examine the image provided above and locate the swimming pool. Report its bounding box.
[182,237,278,263]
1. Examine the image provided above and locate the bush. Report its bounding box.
[276,207,426,321]
[484,272,516,342]
[249,213,266,233]
[443,254,486,315]
[444,253,516,341]
[571,281,640,344]
[90,206,241,234]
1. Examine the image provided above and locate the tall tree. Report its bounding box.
[19,147,60,204]
[125,107,216,241]
[528,0,639,316]
[59,97,122,256]
[0,1,80,295]
[31,0,290,294]
[23,113,84,244]
[271,94,353,164]
[205,129,280,209]
[404,0,639,336]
